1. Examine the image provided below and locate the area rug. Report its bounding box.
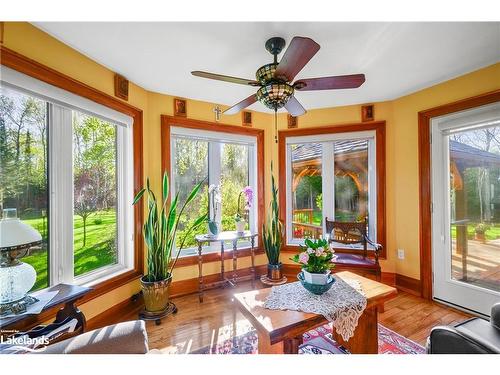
[192,323,426,354]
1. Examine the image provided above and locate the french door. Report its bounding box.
[431,102,500,316]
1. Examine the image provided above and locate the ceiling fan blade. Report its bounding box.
[274,37,320,82]
[285,96,306,117]
[294,74,366,91]
[191,71,260,87]
[223,94,258,115]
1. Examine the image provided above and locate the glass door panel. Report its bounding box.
[449,128,500,293]
[290,143,323,240]
[432,102,500,316]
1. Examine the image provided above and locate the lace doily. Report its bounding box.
[263,276,367,341]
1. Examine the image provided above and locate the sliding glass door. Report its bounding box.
[431,102,500,316]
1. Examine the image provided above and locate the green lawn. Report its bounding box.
[23,211,117,291]
[451,223,500,241]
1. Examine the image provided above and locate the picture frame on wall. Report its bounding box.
[242,111,252,127]
[361,104,374,122]
[114,73,129,101]
[174,98,187,117]
[287,114,298,129]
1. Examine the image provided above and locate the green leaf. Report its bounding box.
[132,188,146,205]
[208,220,218,234]
[162,172,169,202]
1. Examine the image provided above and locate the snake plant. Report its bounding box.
[262,163,283,265]
[133,172,207,282]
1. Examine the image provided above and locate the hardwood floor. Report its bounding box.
[99,279,471,353]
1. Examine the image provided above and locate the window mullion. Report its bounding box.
[322,142,335,237]
[49,104,74,284]
[208,141,222,223]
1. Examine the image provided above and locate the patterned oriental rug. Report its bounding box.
[192,323,426,354]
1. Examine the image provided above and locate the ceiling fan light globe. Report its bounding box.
[256,83,294,110]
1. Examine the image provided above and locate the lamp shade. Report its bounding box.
[0,208,42,250]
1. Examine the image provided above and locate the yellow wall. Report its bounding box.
[2,22,499,318]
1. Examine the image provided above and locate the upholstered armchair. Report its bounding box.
[427,303,500,354]
[39,320,150,354]
[325,218,382,281]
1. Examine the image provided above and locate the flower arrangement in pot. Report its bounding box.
[133,172,207,314]
[234,186,253,233]
[291,238,337,285]
[261,163,286,284]
[207,184,221,237]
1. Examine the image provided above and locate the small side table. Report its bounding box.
[195,231,258,303]
[0,283,91,346]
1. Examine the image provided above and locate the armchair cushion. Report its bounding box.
[333,253,377,267]
[39,320,149,354]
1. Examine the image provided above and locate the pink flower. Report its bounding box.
[298,252,309,265]
[315,248,324,257]
[243,186,253,209]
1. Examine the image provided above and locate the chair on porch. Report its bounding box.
[325,218,382,281]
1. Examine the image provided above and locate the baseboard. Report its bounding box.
[395,274,422,296]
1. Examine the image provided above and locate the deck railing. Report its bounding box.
[292,209,322,238]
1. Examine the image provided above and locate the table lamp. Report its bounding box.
[0,208,42,313]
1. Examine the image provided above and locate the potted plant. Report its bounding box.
[475,222,489,243]
[234,186,253,233]
[133,172,207,314]
[262,163,286,284]
[291,238,336,285]
[207,184,221,237]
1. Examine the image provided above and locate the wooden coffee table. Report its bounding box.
[233,271,397,354]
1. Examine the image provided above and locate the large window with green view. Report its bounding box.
[285,131,377,247]
[1,69,134,292]
[171,126,257,256]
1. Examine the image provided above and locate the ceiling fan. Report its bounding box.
[191,36,366,117]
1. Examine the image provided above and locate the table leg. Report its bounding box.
[257,331,303,354]
[220,241,225,285]
[250,236,256,288]
[330,305,379,353]
[232,239,238,284]
[198,242,204,303]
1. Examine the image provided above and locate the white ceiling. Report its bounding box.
[34,22,500,112]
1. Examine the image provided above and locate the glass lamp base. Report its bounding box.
[0,261,37,304]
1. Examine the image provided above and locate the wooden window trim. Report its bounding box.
[161,115,265,266]
[278,121,387,259]
[0,46,144,303]
[418,89,500,300]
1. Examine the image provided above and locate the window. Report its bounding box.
[1,67,134,289]
[170,126,258,256]
[285,130,378,248]
[0,87,49,291]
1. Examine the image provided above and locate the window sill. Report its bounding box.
[76,264,133,288]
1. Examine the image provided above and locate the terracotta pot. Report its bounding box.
[140,275,172,313]
[267,263,283,281]
[475,232,486,243]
